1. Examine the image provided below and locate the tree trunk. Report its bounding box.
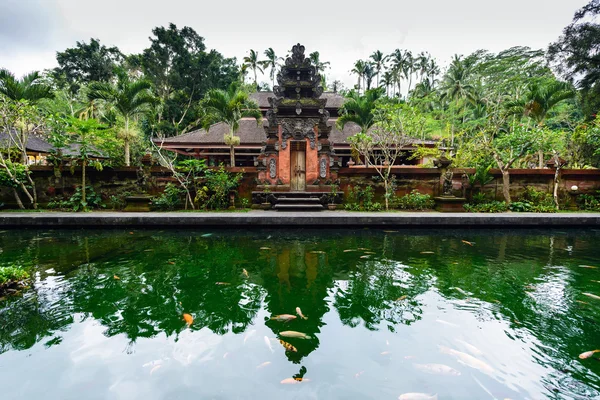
[82,160,87,207]
[384,179,389,210]
[538,149,544,169]
[230,144,235,167]
[12,188,24,209]
[124,140,131,167]
[501,169,511,204]
[553,161,561,210]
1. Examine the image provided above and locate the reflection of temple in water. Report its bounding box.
[260,240,335,363]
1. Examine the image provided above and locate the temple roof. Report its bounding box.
[0,130,108,158]
[155,118,436,147]
[249,91,345,110]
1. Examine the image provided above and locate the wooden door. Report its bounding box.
[290,142,306,191]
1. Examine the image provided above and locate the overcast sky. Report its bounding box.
[0,0,587,89]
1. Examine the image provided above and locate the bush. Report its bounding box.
[202,166,242,210]
[395,190,435,210]
[464,201,508,213]
[511,187,556,213]
[578,191,600,211]
[152,183,183,211]
[47,186,105,212]
[0,265,30,295]
[344,185,383,211]
[508,201,533,212]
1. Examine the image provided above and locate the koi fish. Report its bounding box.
[455,339,483,356]
[439,345,494,374]
[398,393,438,400]
[264,336,274,353]
[343,249,356,252]
[364,251,376,255]
[583,292,600,300]
[260,247,271,250]
[271,314,297,322]
[113,275,120,280]
[168,261,175,265]
[420,251,434,254]
[592,280,600,283]
[576,300,589,305]
[296,307,308,320]
[462,240,474,246]
[280,378,310,384]
[256,361,271,369]
[280,331,311,339]
[579,265,598,269]
[396,295,407,301]
[413,363,461,376]
[453,287,469,296]
[243,329,256,344]
[279,339,297,352]
[201,233,213,237]
[358,248,370,251]
[360,255,370,259]
[215,282,230,286]
[242,269,249,278]
[310,251,326,254]
[383,230,398,233]
[183,313,193,326]
[150,365,161,375]
[578,349,600,359]
[129,232,134,235]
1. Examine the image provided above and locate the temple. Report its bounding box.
[157,44,436,204]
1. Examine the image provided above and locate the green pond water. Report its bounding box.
[0,228,600,400]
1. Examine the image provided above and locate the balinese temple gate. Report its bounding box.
[253,44,341,210]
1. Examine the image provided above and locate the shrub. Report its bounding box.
[152,183,183,211]
[344,185,383,211]
[394,190,435,210]
[508,201,533,212]
[578,191,600,211]
[47,186,105,212]
[203,166,242,210]
[464,201,508,213]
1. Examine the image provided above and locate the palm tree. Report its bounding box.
[389,49,410,97]
[440,56,475,146]
[370,50,387,88]
[0,69,53,103]
[364,63,376,91]
[88,70,155,166]
[202,82,262,167]
[351,60,367,94]
[506,80,575,167]
[427,59,440,82]
[402,51,415,94]
[380,71,394,96]
[337,88,385,135]
[243,50,263,89]
[260,48,281,88]
[309,51,330,74]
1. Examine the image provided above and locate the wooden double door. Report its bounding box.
[290,141,306,191]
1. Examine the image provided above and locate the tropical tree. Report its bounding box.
[389,49,411,97]
[351,60,367,94]
[380,71,395,96]
[337,88,385,136]
[260,48,281,88]
[0,69,54,103]
[309,51,330,74]
[202,82,262,166]
[243,50,263,89]
[506,80,575,167]
[370,50,387,88]
[88,70,155,166]
[364,63,376,91]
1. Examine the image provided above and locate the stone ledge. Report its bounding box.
[0,211,599,228]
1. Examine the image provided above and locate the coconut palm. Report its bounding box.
[351,60,367,94]
[243,50,263,89]
[88,70,155,166]
[370,50,387,88]
[389,49,410,97]
[380,71,394,96]
[309,51,330,74]
[440,56,475,103]
[260,48,281,88]
[0,69,53,103]
[364,63,376,91]
[202,82,262,167]
[337,88,385,135]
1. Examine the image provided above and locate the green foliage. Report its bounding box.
[394,190,435,210]
[0,69,54,103]
[0,162,28,189]
[203,166,242,210]
[48,186,105,212]
[152,183,183,211]
[508,188,556,213]
[240,198,250,209]
[577,191,600,211]
[0,266,29,286]
[464,201,508,213]
[345,185,382,211]
[468,164,495,188]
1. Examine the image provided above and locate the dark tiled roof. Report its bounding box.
[249,92,346,109]
[0,131,107,158]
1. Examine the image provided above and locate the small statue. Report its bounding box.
[443,170,454,196]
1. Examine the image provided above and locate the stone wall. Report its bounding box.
[2,165,599,209]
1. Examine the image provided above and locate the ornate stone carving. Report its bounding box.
[443,170,454,195]
[269,158,277,178]
[319,158,327,178]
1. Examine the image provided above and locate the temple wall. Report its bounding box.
[305,134,319,184]
[277,127,291,185]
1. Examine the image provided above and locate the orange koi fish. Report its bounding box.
[462,240,474,246]
[279,339,297,352]
[579,349,600,359]
[183,313,193,326]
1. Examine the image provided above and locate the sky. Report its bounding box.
[0,0,588,90]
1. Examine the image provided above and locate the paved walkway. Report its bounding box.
[1,211,600,228]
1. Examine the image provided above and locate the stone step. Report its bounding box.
[273,204,324,211]
[276,197,322,204]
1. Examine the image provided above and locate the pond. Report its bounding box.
[0,228,599,399]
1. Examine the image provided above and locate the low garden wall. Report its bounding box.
[1,165,599,209]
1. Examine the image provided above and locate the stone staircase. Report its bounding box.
[273,194,325,211]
